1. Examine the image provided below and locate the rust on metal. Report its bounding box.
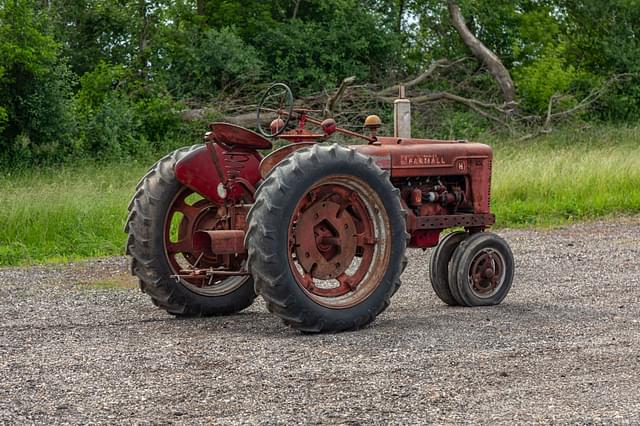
[206,142,228,186]
[169,82,500,296]
[468,249,505,297]
[163,187,249,288]
[277,113,376,143]
[287,178,389,307]
[293,198,358,280]
[409,229,441,248]
[193,230,246,256]
[353,143,492,214]
[415,213,495,230]
[320,118,337,135]
[210,122,273,149]
[259,142,316,178]
[174,144,262,205]
[171,269,250,281]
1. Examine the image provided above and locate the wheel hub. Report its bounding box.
[287,178,386,307]
[179,203,225,263]
[483,268,495,279]
[469,251,502,295]
[165,189,248,294]
[294,200,357,279]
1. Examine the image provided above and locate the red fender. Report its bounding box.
[259,142,316,178]
[174,144,262,204]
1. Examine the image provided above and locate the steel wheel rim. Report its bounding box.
[163,187,249,296]
[287,175,391,309]
[467,248,506,299]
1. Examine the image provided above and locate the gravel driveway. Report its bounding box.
[1,219,639,424]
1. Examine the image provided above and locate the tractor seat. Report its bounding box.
[209,122,273,150]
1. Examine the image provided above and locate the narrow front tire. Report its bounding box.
[448,232,514,307]
[429,231,468,306]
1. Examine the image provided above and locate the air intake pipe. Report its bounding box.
[394,85,411,138]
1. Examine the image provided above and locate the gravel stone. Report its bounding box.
[1,219,639,424]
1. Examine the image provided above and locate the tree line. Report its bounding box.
[1,0,639,165]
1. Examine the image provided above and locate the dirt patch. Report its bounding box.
[76,273,138,290]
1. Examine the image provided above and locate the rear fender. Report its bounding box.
[174,144,262,204]
[259,142,316,179]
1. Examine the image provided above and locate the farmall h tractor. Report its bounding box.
[125,83,514,333]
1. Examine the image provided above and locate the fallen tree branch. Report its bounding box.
[447,0,516,110]
[180,71,639,142]
[543,94,560,130]
[324,76,356,118]
[373,89,508,127]
[377,58,469,95]
[549,73,636,122]
[519,74,637,139]
[414,91,508,127]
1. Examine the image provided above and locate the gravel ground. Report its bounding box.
[1,219,639,425]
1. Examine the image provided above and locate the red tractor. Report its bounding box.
[125,83,514,333]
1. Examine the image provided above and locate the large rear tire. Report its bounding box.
[125,146,256,316]
[246,144,408,333]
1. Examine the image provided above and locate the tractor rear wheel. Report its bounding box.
[246,144,407,333]
[448,232,514,307]
[429,231,468,306]
[125,146,256,316]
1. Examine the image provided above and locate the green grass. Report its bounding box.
[0,163,147,266]
[0,124,639,266]
[489,125,640,226]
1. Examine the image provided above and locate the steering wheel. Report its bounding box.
[257,83,294,137]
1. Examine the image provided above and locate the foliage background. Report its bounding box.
[1,0,640,165]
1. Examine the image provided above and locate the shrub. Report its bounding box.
[513,45,583,114]
[0,1,75,165]
[73,61,188,160]
[250,4,402,93]
[163,27,264,99]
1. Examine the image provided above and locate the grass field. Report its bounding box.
[1,125,639,266]
[0,164,147,266]
[489,125,640,226]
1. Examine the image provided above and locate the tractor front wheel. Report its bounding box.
[246,144,407,333]
[429,231,468,306]
[448,232,514,307]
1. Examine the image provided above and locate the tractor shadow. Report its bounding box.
[373,299,613,340]
[146,298,613,345]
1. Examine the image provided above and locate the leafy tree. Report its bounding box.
[249,1,403,92]
[562,0,640,121]
[513,43,584,113]
[48,0,132,76]
[2,0,640,165]
[161,26,264,99]
[73,60,187,159]
[0,0,74,163]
